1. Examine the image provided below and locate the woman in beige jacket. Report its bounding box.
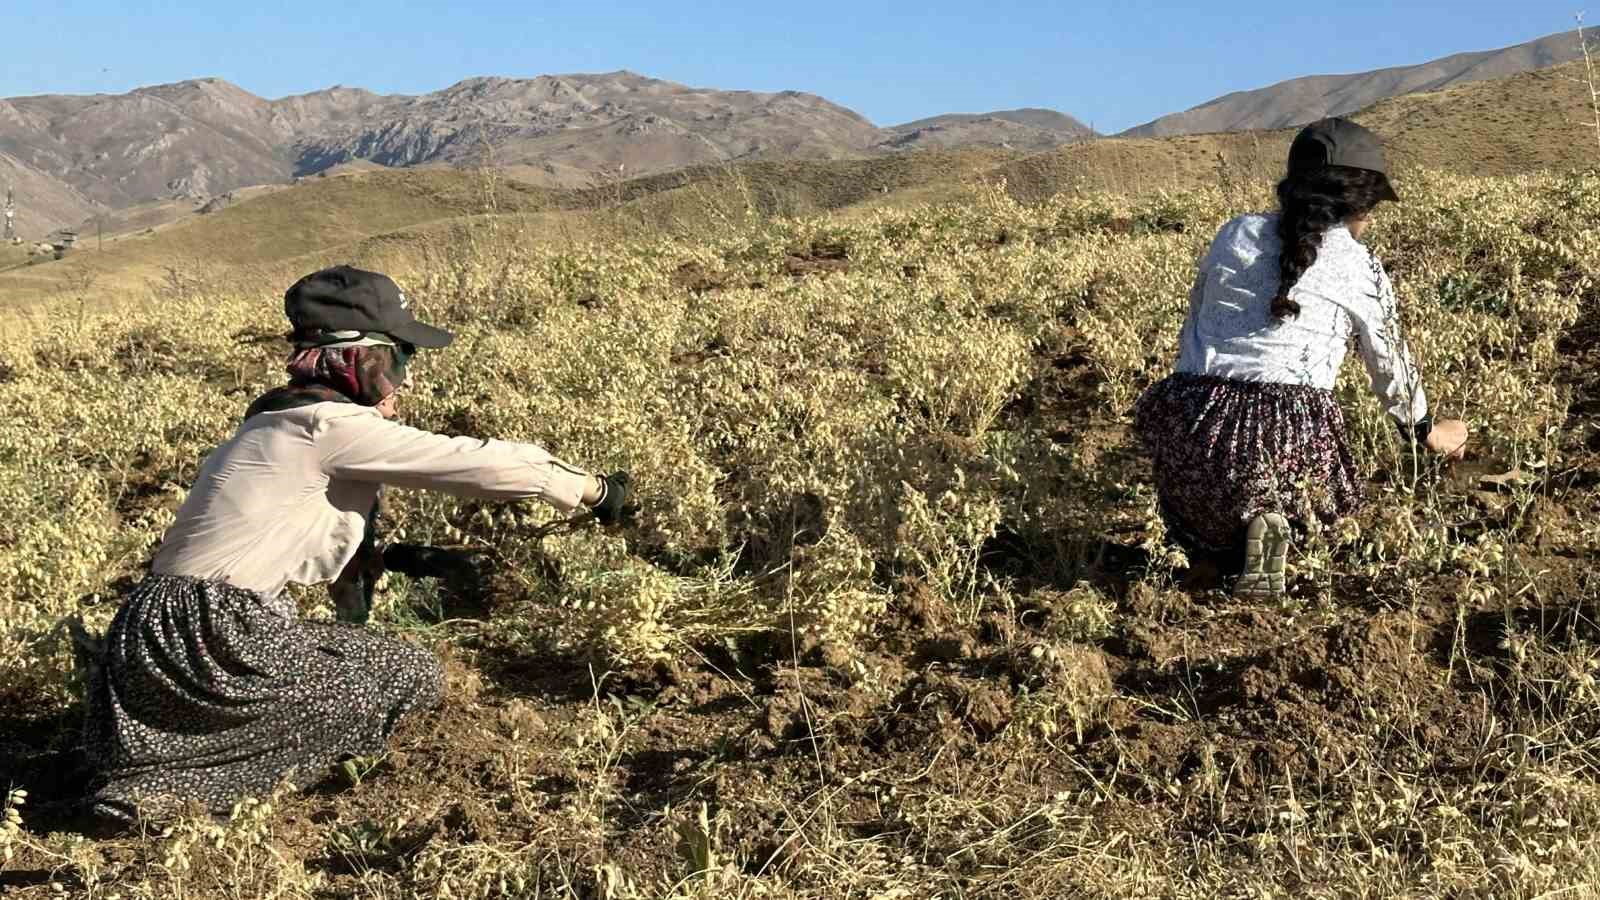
[82,265,629,824]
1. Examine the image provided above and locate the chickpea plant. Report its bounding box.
[0,171,1593,894]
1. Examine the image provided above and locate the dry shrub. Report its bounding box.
[5,171,1594,672]
[0,167,1596,898]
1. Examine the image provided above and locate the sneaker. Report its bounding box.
[1235,512,1291,600]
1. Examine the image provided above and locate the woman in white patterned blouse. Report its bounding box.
[1134,118,1467,599]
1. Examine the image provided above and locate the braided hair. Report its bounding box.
[1271,164,1396,318]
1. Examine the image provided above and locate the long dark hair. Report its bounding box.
[1272,165,1395,318]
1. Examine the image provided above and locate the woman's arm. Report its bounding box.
[1350,256,1430,437]
[1179,269,1206,340]
[315,406,593,510]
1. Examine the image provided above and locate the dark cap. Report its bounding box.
[1288,117,1400,202]
[284,265,453,348]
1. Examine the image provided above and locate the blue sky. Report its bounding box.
[0,2,1587,132]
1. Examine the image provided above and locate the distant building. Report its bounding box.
[47,229,78,258]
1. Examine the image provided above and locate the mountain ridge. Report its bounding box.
[1121,28,1587,137]
[880,108,1098,153]
[2,56,1592,310]
[2,25,1592,236]
[6,71,1069,234]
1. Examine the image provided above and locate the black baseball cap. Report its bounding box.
[1288,117,1401,202]
[284,265,453,348]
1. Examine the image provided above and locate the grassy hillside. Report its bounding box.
[593,148,1018,211]
[1122,26,1586,137]
[2,59,1593,312]
[0,151,1023,309]
[0,243,32,270]
[1354,60,1598,171]
[997,60,1598,203]
[0,170,569,308]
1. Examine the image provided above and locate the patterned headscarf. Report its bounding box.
[245,331,413,419]
[286,341,409,406]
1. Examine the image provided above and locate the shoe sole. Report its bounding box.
[1235,512,1291,600]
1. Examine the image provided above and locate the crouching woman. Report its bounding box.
[82,266,629,823]
[1134,119,1467,598]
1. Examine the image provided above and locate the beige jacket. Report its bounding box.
[150,402,591,598]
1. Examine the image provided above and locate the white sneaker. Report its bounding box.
[1235,512,1291,600]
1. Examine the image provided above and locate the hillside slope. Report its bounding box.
[0,149,1018,306]
[880,108,1096,153]
[0,73,1065,235]
[1006,60,1597,201]
[1123,28,1588,137]
[0,148,99,238]
[4,59,1591,310]
[0,169,566,307]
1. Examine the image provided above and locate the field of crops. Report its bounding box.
[3,168,1600,897]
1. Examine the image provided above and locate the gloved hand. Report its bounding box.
[330,548,381,624]
[381,543,484,582]
[587,471,634,525]
[332,500,385,624]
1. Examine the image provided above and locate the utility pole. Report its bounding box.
[3,188,14,242]
[98,216,103,251]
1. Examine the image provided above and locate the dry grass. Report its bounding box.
[3,50,1600,897]
[0,244,32,272]
[0,171,567,309]
[1,161,1598,898]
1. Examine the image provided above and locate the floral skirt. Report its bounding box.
[1133,373,1363,554]
[82,574,443,823]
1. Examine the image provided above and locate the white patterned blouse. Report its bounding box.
[1173,212,1430,432]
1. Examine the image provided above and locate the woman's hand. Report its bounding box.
[1424,419,1469,459]
[586,471,633,525]
[382,544,485,584]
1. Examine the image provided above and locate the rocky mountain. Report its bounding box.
[289,73,883,177]
[1,79,291,213]
[3,23,1591,237]
[1122,28,1588,137]
[879,108,1096,153]
[0,72,909,234]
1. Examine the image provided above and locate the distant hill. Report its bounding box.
[6,54,1594,313]
[0,79,294,213]
[879,108,1096,153]
[4,24,1590,239]
[1122,28,1588,138]
[0,73,1083,235]
[999,60,1597,203]
[0,149,1019,308]
[0,147,100,239]
[288,73,883,177]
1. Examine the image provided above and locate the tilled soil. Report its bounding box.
[7,530,1595,896]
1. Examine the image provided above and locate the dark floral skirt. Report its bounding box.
[82,574,443,823]
[1134,373,1363,554]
